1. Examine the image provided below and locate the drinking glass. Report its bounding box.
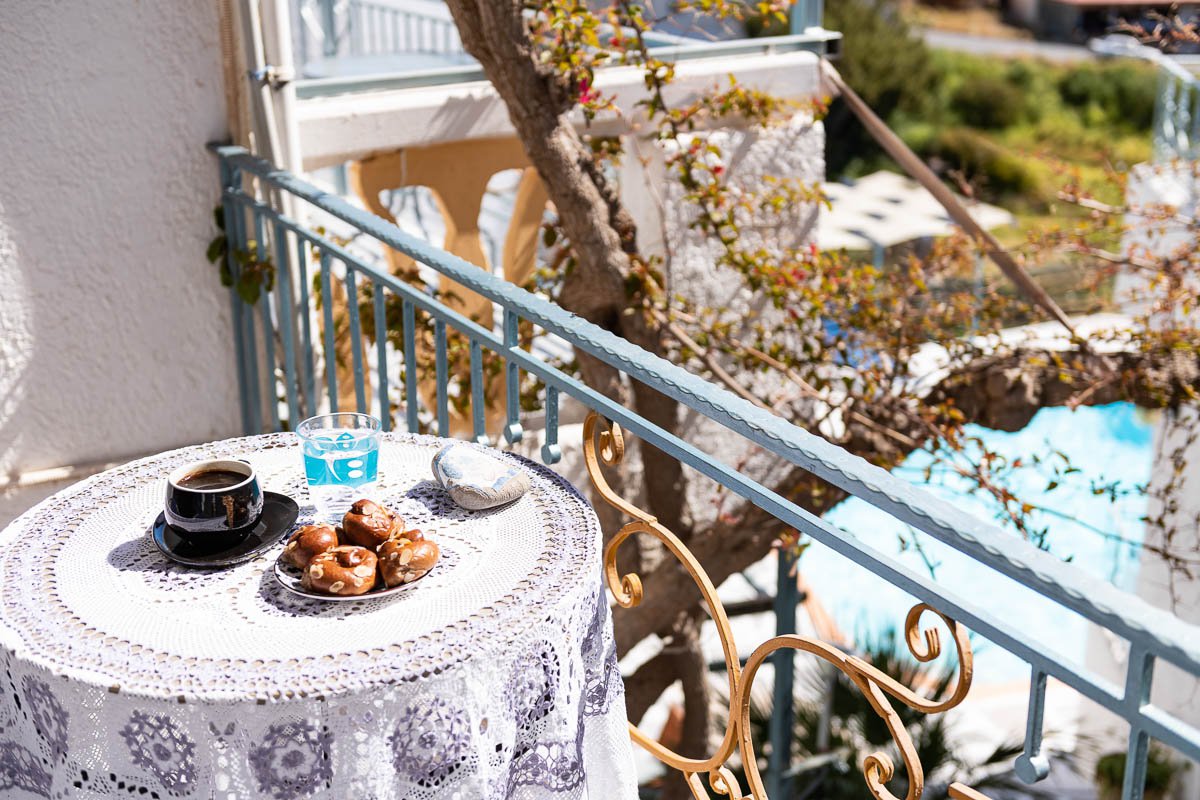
[296,413,382,520]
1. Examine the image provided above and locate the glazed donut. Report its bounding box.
[377,537,440,588]
[280,524,340,568]
[301,545,379,596]
[341,499,405,550]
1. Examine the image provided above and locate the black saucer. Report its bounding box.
[152,491,299,568]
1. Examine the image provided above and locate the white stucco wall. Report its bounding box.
[0,0,239,521]
[619,112,825,527]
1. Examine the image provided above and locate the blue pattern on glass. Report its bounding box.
[302,430,379,488]
[297,413,382,520]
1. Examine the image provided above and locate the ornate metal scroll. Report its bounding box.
[583,412,994,800]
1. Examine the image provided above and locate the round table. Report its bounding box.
[0,432,636,800]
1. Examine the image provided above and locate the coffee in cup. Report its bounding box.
[165,458,264,542]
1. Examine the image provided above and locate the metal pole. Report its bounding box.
[767,547,799,798]
[790,0,824,33]
[261,0,303,177]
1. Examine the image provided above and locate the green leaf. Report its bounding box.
[206,236,225,264]
[213,205,225,232]
[237,273,260,305]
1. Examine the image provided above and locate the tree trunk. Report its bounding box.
[443,1,691,558]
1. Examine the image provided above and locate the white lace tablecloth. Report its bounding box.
[0,433,636,800]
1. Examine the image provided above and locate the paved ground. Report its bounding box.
[923,29,1095,62]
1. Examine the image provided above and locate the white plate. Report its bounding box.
[272,556,434,602]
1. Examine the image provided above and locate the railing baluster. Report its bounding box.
[1121,646,1156,800]
[353,2,363,55]
[402,299,419,432]
[319,250,339,412]
[767,548,799,797]
[434,319,449,437]
[320,0,337,57]
[1015,667,1050,783]
[541,385,561,463]
[1166,77,1181,158]
[374,282,390,431]
[1153,71,1168,160]
[404,11,412,52]
[1187,83,1198,161]
[502,308,523,443]
[239,202,263,434]
[344,266,368,413]
[254,211,280,431]
[297,237,316,416]
[469,338,487,444]
[1175,79,1191,158]
[273,221,300,428]
[219,166,252,435]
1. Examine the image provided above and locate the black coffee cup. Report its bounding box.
[165,458,264,543]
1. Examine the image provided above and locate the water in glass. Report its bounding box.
[297,413,381,520]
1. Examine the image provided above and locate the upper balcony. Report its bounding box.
[268,0,839,168]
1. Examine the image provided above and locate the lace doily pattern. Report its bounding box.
[0,434,638,799]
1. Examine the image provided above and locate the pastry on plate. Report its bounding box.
[280,524,339,569]
[377,536,440,588]
[301,545,378,596]
[341,499,404,550]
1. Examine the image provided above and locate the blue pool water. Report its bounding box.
[798,402,1156,682]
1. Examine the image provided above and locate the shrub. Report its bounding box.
[744,9,788,38]
[1095,746,1181,793]
[824,0,935,175]
[1058,63,1110,109]
[1058,62,1157,130]
[1108,63,1157,130]
[1004,58,1039,90]
[951,75,1026,129]
[929,127,1045,197]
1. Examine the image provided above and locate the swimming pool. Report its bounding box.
[799,401,1156,682]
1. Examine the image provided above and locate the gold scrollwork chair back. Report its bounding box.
[582,412,991,800]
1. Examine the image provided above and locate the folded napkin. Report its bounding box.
[431,444,530,510]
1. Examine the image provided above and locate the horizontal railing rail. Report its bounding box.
[211,144,1200,799]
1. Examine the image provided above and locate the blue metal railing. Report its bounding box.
[1153,55,1200,162]
[211,145,1200,799]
